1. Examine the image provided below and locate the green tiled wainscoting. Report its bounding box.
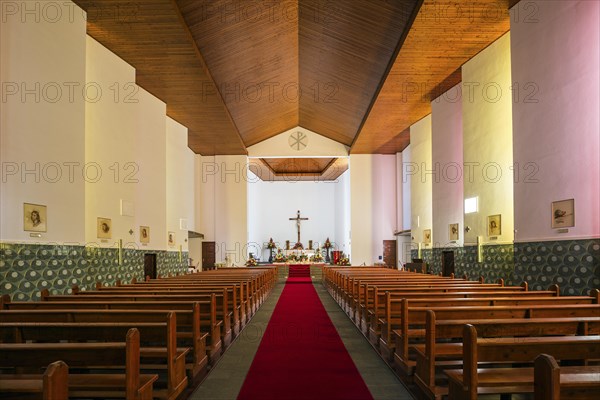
[0,243,188,301]
[411,239,599,295]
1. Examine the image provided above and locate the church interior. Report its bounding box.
[1,0,599,399]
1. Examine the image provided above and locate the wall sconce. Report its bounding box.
[465,226,471,232]
[477,236,483,263]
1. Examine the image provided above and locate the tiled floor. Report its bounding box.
[189,278,414,400]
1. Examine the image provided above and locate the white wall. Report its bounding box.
[213,156,248,264]
[410,116,433,246]
[350,154,397,265]
[197,155,216,241]
[334,170,351,255]
[247,126,349,158]
[247,172,338,260]
[401,146,412,232]
[166,117,195,252]
[511,0,600,241]
[462,33,514,245]
[431,84,464,247]
[0,2,86,243]
[134,89,167,251]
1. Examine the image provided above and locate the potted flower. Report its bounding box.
[266,238,276,263]
[336,254,350,266]
[299,252,309,262]
[323,237,332,263]
[311,249,323,263]
[246,255,258,267]
[274,249,286,263]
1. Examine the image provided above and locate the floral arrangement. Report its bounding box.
[311,249,323,262]
[274,250,286,263]
[246,256,258,267]
[266,238,276,249]
[323,237,332,249]
[335,252,350,266]
[292,242,304,250]
[298,253,309,262]
[287,254,298,262]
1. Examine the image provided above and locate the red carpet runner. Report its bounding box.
[288,264,311,277]
[237,277,374,400]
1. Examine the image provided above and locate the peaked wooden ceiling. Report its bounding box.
[74,0,514,158]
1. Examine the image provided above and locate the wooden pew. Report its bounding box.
[413,311,600,399]
[391,302,600,373]
[0,360,68,400]
[534,353,600,400]
[445,325,600,399]
[92,284,246,335]
[0,328,157,400]
[41,290,233,348]
[0,305,213,375]
[0,313,187,400]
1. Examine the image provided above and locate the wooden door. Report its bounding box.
[383,240,397,268]
[442,250,455,277]
[143,254,157,280]
[202,242,216,270]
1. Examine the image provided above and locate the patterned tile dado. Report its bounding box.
[0,243,188,301]
[512,240,599,295]
[410,239,599,295]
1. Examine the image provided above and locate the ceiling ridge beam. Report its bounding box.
[349,0,424,154]
[169,0,248,155]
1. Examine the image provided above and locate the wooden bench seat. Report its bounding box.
[383,300,600,366]
[0,313,187,400]
[411,311,600,399]
[0,301,216,370]
[444,325,600,399]
[0,360,68,400]
[0,328,157,400]
[0,306,212,377]
[40,290,233,348]
[534,353,600,400]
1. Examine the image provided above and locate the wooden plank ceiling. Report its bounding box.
[351,0,512,153]
[249,158,348,182]
[74,0,515,166]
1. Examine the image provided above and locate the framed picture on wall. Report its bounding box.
[423,229,432,245]
[140,226,150,244]
[449,223,459,241]
[23,203,47,232]
[551,198,574,228]
[168,231,176,247]
[97,217,112,239]
[487,214,501,236]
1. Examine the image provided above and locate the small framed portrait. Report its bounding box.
[140,226,150,244]
[449,223,459,241]
[551,199,575,228]
[423,229,432,244]
[97,217,112,239]
[168,231,175,247]
[23,203,47,232]
[488,214,501,236]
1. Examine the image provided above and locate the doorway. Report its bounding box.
[202,242,216,270]
[383,240,397,268]
[442,250,455,277]
[144,253,157,280]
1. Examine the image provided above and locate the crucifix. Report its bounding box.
[289,210,308,244]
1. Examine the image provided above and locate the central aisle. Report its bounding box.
[190,276,412,400]
[237,277,373,400]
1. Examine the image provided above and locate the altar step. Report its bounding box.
[288,265,311,278]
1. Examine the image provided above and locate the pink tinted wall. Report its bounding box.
[511,0,600,241]
[431,84,464,247]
